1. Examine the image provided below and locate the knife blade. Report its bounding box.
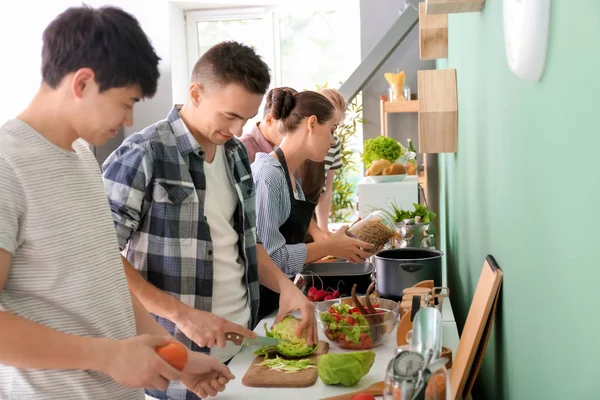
[224,332,283,347]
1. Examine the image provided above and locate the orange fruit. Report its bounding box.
[156,342,188,371]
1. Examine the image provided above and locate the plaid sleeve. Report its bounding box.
[101,143,153,251]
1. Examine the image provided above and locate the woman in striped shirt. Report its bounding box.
[251,88,372,319]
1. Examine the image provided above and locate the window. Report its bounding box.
[184,2,362,222]
[184,1,360,132]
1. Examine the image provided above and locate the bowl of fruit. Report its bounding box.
[315,284,398,350]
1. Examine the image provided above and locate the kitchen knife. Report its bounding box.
[224,332,283,347]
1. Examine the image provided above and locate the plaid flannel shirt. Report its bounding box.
[102,106,260,352]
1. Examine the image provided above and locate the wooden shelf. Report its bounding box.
[418,69,458,153]
[383,99,420,113]
[380,95,419,137]
[419,2,448,60]
[425,0,485,14]
[379,69,458,153]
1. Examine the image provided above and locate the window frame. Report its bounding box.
[184,7,281,86]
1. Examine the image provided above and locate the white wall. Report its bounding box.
[0,0,176,136]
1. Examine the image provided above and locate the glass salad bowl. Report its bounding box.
[315,300,398,350]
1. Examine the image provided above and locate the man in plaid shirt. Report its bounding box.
[102,42,316,400]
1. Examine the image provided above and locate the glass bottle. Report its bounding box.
[404,139,417,176]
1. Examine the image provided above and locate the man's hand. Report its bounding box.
[181,352,235,398]
[100,335,182,391]
[275,285,317,346]
[176,307,255,348]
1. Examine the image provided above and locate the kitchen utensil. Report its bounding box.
[339,296,400,317]
[414,279,435,289]
[224,333,283,347]
[320,381,385,400]
[450,255,503,400]
[403,287,433,296]
[397,219,435,249]
[440,346,453,369]
[431,286,450,315]
[412,307,443,359]
[384,349,424,400]
[396,311,413,347]
[241,341,329,388]
[299,261,374,298]
[396,295,421,346]
[375,249,443,300]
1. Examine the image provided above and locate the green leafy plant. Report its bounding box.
[331,94,363,223]
[380,202,437,224]
[361,136,405,169]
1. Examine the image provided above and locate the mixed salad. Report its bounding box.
[319,303,384,350]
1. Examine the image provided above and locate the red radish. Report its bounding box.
[323,294,336,301]
[313,289,326,301]
[306,272,324,302]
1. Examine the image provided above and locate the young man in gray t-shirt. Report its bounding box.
[0,6,232,400]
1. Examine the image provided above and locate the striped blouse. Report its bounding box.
[251,152,308,276]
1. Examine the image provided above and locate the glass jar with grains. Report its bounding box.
[347,211,396,251]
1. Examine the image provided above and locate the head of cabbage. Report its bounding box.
[318,351,376,387]
[255,315,317,358]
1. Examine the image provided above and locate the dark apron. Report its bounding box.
[257,147,317,321]
[299,160,326,243]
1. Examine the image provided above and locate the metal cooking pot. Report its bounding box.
[299,261,374,297]
[374,248,443,301]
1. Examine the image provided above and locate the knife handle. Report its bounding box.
[224,332,243,345]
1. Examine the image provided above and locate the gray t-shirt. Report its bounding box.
[0,119,142,400]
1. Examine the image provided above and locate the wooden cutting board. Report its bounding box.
[450,255,503,400]
[242,341,329,388]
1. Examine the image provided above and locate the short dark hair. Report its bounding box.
[192,41,271,95]
[41,6,161,97]
[263,86,298,117]
[269,89,335,133]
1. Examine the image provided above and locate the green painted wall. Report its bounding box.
[437,2,600,399]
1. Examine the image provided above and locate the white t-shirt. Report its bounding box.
[204,145,250,362]
[0,119,141,400]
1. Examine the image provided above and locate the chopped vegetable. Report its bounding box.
[319,303,377,349]
[361,137,404,169]
[254,316,317,358]
[259,355,315,374]
[318,351,376,387]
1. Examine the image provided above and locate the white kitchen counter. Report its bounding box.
[219,298,459,399]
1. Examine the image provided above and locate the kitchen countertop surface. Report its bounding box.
[219,297,459,399]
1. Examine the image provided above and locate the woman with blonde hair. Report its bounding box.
[299,87,347,233]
